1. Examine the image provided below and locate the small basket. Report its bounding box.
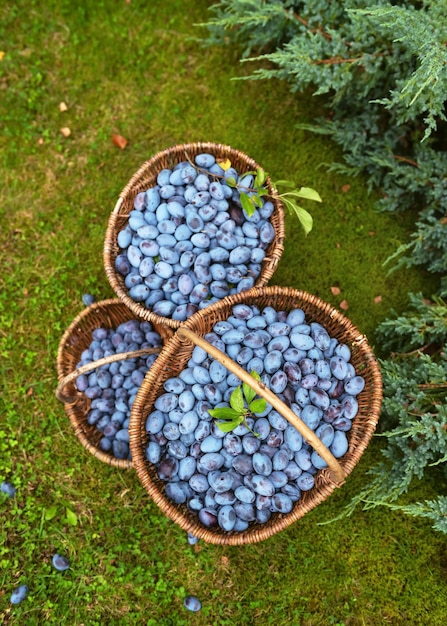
[129,286,382,544]
[55,299,174,469]
[103,142,286,330]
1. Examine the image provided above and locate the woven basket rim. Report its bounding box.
[56,298,173,469]
[129,285,383,545]
[103,142,286,330]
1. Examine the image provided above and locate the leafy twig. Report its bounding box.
[272,181,322,235]
[226,167,322,235]
[208,370,267,436]
[186,155,322,235]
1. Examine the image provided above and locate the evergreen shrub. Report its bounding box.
[200,0,447,530]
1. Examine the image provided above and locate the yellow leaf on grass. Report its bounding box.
[340,299,349,311]
[331,286,341,296]
[0,51,5,61]
[59,101,68,112]
[60,127,71,137]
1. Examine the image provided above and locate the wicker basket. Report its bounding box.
[129,286,382,544]
[104,142,286,330]
[55,299,174,469]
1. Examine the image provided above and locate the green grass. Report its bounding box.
[1,1,446,624]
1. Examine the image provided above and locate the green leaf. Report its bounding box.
[249,398,267,414]
[256,188,269,196]
[65,508,78,526]
[281,190,322,203]
[226,177,237,188]
[240,192,255,216]
[44,505,58,521]
[241,169,257,178]
[215,418,243,433]
[273,179,297,188]
[243,371,260,404]
[254,167,266,187]
[286,201,313,235]
[295,187,322,202]
[230,385,245,412]
[208,407,241,420]
[252,194,263,208]
[243,381,256,404]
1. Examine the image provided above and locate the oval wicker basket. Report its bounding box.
[56,299,174,469]
[129,286,382,544]
[104,142,286,330]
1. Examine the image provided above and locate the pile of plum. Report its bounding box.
[143,303,364,532]
[114,153,276,320]
[75,319,163,460]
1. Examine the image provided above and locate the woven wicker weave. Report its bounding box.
[104,142,286,330]
[56,299,174,469]
[129,286,382,545]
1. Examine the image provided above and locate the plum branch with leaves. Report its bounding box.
[208,370,267,436]
[225,165,322,235]
[188,154,322,235]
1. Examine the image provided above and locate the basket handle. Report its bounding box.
[177,327,346,485]
[55,347,161,404]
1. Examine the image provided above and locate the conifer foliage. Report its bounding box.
[201,1,447,531]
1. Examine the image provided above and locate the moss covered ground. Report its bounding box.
[0,1,446,624]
